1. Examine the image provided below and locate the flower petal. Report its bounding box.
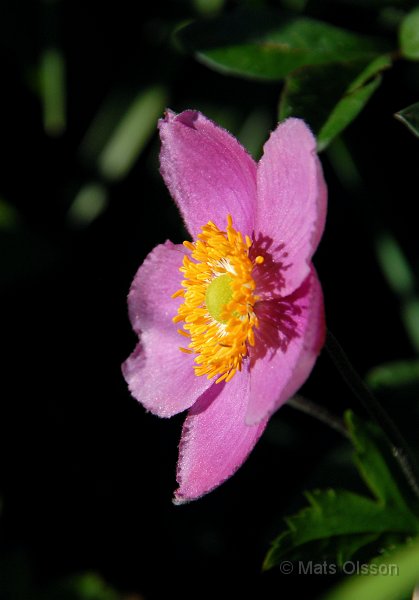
[159,110,257,239]
[174,371,267,504]
[127,241,187,335]
[122,329,212,418]
[124,241,212,416]
[256,118,327,296]
[246,268,325,425]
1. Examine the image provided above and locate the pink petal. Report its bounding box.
[246,268,325,425]
[122,329,212,418]
[123,241,212,417]
[174,371,267,504]
[255,118,327,296]
[159,110,257,239]
[127,241,187,335]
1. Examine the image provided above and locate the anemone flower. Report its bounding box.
[122,110,327,504]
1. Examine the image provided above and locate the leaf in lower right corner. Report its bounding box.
[263,488,415,571]
[263,411,419,572]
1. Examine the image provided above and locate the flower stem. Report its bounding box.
[288,394,349,439]
[325,328,419,502]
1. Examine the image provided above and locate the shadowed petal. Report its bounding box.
[128,241,187,335]
[256,118,327,296]
[159,110,257,239]
[174,371,267,504]
[246,268,325,425]
[122,329,212,418]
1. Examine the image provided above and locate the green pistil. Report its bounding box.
[205,274,233,323]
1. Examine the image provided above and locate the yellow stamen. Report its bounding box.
[173,215,260,383]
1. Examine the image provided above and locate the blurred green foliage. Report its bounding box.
[400,5,419,59]
[324,536,419,600]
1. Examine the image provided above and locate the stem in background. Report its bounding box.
[288,394,349,439]
[325,328,419,502]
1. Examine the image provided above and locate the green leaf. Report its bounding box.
[263,411,419,571]
[272,532,381,566]
[399,6,419,60]
[323,536,419,600]
[279,55,392,151]
[263,489,415,570]
[345,412,419,522]
[177,9,387,81]
[366,360,419,392]
[395,101,419,138]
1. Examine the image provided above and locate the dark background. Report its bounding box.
[1,1,419,598]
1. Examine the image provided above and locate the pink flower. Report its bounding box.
[122,110,327,504]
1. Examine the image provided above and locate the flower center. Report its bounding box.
[172,215,264,383]
[205,274,233,323]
